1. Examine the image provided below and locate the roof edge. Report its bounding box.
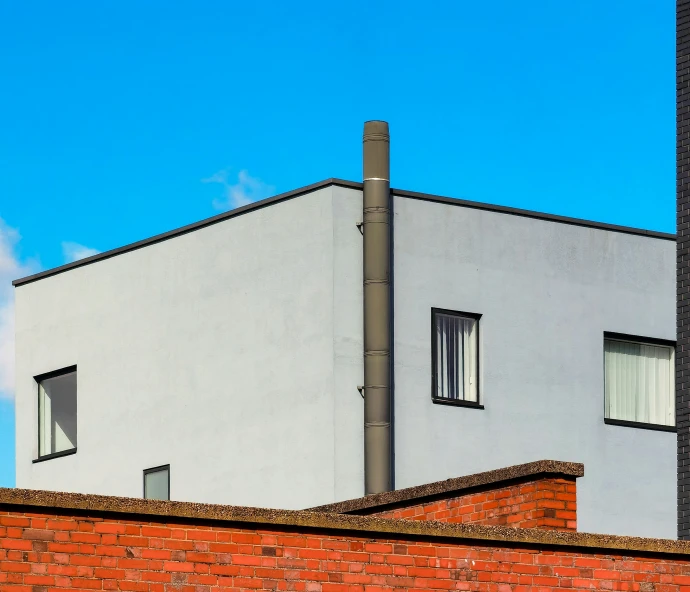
[0,485,687,557]
[392,188,676,241]
[13,178,675,287]
[12,179,360,287]
[308,460,584,515]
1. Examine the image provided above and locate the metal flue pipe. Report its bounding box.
[362,120,392,495]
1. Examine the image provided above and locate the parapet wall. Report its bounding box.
[2,461,689,591]
[311,460,582,531]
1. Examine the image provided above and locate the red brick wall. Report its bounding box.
[369,477,577,531]
[1,508,688,592]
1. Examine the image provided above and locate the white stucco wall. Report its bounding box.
[15,187,346,509]
[391,194,676,538]
[15,184,677,538]
[331,186,365,502]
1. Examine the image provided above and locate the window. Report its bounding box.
[432,308,480,406]
[144,465,170,500]
[35,366,77,461]
[604,334,675,429]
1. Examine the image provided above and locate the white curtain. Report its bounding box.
[436,314,477,402]
[38,371,77,456]
[38,383,51,456]
[604,339,674,426]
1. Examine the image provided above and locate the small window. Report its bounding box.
[144,465,170,500]
[604,334,675,428]
[432,309,480,405]
[36,366,77,460]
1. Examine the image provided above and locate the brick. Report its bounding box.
[70,555,102,567]
[117,581,148,591]
[140,548,171,560]
[70,532,101,544]
[1,540,33,551]
[94,546,127,557]
[0,562,31,573]
[186,530,217,542]
[117,559,148,570]
[21,530,55,541]
[45,520,78,531]
[70,578,103,589]
[186,552,215,563]
[0,517,30,528]
[141,526,171,538]
[94,523,126,535]
[141,571,172,583]
[162,561,195,572]
[23,575,55,585]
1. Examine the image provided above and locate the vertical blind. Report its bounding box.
[604,339,674,426]
[435,313,478,402]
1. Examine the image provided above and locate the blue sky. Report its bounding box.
[0,0,674,487]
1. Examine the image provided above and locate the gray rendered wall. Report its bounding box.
[331,185,366,502]
[15,182,676,537]
[15,186,364,510]
[392,194,676,538]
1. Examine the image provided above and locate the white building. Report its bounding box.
[13,126,676,539]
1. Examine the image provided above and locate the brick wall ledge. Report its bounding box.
[309,459,584,515]
[0,484,687,556]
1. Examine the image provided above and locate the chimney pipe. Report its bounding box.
[362,120,392,495]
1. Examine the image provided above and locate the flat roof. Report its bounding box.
[13,178,676,287]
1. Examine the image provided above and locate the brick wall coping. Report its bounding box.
[2,482,689,556]
[308,460,584,515]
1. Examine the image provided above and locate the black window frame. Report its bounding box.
[143,464,171,500]
[431,308,483,409]
[33,365,78,463]
[603,331,677,433]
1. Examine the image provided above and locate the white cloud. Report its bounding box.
[61,242,100,263]
[202,169,275,211]
[0,219,39,400]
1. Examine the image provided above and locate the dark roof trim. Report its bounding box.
[13,178,675,287]
[0,484,688,556]
[12,179,361,287]
[308,460,584,515]
[392,188,676,241]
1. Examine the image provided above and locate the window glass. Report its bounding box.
[144,466,170,500]
[38,370,77,456]
[604,338,675,426]
[434,312,478,402]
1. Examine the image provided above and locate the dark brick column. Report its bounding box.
[678,0,690,541]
